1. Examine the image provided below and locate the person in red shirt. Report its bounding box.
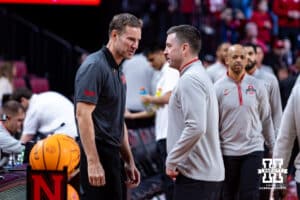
[250,0,273,45]
[273,0,300,51]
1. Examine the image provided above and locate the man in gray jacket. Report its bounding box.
[206,42,230,83]
[214,44,275,200]
[0,100,25,166]
[272,84,300,198]
[164,24,224,200]
[244,43,282,200]
[244,43,282,138]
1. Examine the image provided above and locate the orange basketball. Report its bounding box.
[29,134,80,175]
[67,184,79,200]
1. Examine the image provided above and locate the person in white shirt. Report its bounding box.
[10,88,78,144]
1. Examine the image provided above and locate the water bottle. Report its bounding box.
[7,153,15,167]
[153,88,162,111]
[17,149,25,165]
[155,88,162,97]
[139,87,151,112]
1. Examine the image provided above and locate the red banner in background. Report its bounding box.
[0,0,101,6]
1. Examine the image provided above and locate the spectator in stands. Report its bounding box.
[207,0,226,17]
[214,44,275,200]
[273,0,300,52]
[10,88,78,143]
[250,0,273,46]
[220,7,246,43]
[0,100,25,166]
[164,25,224,200]
[241,22,267,52]
[178,0,197,24]
[282,38,295,68]
[0,62,14,107]
[264,39,287,76]
[74,13,141,200]
[227,0,254,19]
[206,42,230,83]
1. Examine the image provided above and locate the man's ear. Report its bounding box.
[110,30,118,40]
[182,43,189,56]
[182,43,188,51]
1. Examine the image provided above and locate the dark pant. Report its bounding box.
[222,151,264,200]
[174,174,222,200]
[157,139,174,200]
[80,141,126,200]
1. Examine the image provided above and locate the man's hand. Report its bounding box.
[124,110,134,119]
[124,162,140,188]
[87,160,106,187]
[166,167,179,181]
[270,188,287,200]
[269,175,288,200]
[141,95,152,104]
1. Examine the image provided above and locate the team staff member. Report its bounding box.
[271,84,300,198]
[243,42,283,200]
[214,44,275,200]
[10,88,78,143]
[206,42,230,83]
[244,43,282,137]
[165,25,224,200]
[75,13,141,200]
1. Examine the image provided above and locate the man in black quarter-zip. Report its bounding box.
[74,13,142,200]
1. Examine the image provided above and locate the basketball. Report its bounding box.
[67,184,79,200]
[29,134,80,175]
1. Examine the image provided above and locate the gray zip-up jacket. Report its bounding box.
[166,61,225,182]
[214,73,275,156]
[206,61,227,83]
[252,68,282,137]
[273,84,300,182]
[0,124,24,154]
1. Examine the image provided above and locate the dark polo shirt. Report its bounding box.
[74,47,126,147]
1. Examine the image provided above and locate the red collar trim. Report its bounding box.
[179,58,199,74]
